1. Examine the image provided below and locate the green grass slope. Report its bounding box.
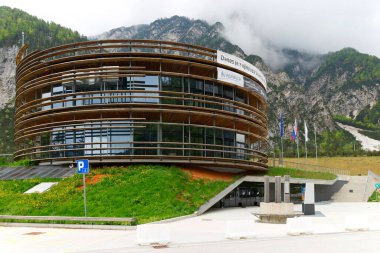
[267,167,336,180]
[0,165,230,223]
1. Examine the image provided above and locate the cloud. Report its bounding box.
[218,12,292,70]
[202,0,380,68]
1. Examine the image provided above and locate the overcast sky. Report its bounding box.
[1,0,380,64]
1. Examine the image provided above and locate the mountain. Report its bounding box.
[97,16,246,58]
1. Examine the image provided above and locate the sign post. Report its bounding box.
[77,160,89,217]
[375,183,380,201]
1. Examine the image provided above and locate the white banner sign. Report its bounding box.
[217,67,244,87]
[217,50,267,90]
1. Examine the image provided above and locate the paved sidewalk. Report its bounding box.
[0,202,379,253]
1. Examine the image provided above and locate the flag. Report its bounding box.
[291,119,298,142]
[280,113,284,138]
[304,120,309,142]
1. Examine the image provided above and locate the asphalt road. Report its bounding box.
[80,231,380,253]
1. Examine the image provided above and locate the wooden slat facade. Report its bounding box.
[15,40,269,171]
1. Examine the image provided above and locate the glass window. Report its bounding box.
[223,85,235,112]
[204,81,213,96]
[52,84,64,109]
[223,130,235,146]
[63,82,74,107]
[214,83,223,97]
[161,76,182,105]
[130,76,159,103]
[223,85,234,100]
[52,84,63,96]
[41,86,51,110]
[223,130,235,159]
[133,124,158,142]
[189,79,204,94]
[236,133,247,160]
[162,124,183,143]
[162,124,183,156]
[214,129,223,157]
[144,76,159,86]
[161,76,182,92]
[235,89,246,103]
[110,127,132,155]
[104,77,118,91]
[51,130,65,158]
[187,79,204,107]
[190,126,204,144]
[119,77,130,90]
[215,129,223,145]
[204,81,214,109]
[41,133,50,146]
[75,77,102,105]
[235,89,246,115]
[205,128,215,157]
[133,124,158,155]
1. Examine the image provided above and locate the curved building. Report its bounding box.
[15,40,268,171]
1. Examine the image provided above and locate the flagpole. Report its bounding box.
[296,119,300,159]
[314,123,318,159]
[280,135,284,166]
[273,138,276,167]
[279,113,284,166]
[305,137,307,158]
[304,121,308,159]
[297,138,300,158]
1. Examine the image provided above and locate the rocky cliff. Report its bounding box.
[0,46,18,107]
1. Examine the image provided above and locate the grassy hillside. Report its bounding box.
[267,167,336,180]
[356,102,380,126]
[0,165,231,223]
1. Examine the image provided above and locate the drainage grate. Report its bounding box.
[23,232,45,236]
[151,244,169,249]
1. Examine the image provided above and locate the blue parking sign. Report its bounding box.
[77,160,89,174]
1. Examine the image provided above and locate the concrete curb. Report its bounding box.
[150,214,195,224]
[0,222,136,230]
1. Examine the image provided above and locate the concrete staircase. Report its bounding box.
[196,176,247,215]
[331,176,368,202]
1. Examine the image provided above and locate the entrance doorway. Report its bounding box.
[213,182,264,208]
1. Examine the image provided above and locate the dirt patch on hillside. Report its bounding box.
[77,174,110,190]
[181,167,234,181]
